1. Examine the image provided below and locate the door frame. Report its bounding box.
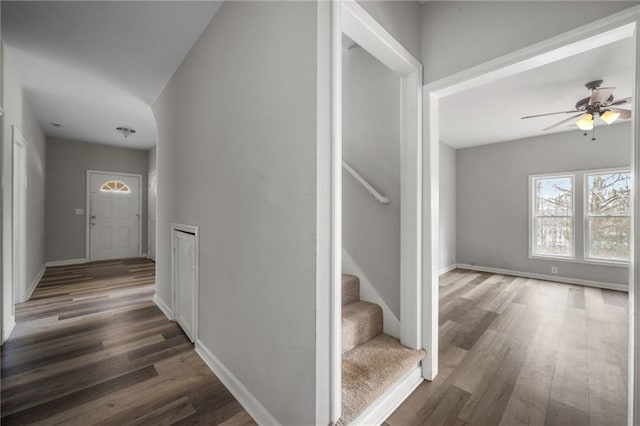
[316,1,423,423]
[12,126,27,304]
[170,223,199,342]
[421,5,640,424]
[148,170,157,261]
[85,170,143,261]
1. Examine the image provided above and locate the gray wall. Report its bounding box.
[457,123,631,286]
[420,1,638,83]
[2,48,46,310]
[358,0,421,61]
[152,2,317,424]
[440,142,456,271]
[343,44,401,317]
[147,146,156,174]
[45,137,148,262]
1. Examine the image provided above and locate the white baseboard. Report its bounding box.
[46,258,86,267]
[2,316,16,343]
[26,264,46,301]
[153,295,173,320]
[439,264,457,275]
[343,250,401,339]
[456,263,628,292]
[195,340,281,426]
[350,366,423,426]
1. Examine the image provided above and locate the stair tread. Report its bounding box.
[342,274,360,306]
[342,334,426,424]
[342,301,383,354]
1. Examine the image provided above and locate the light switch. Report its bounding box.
[75,208,84,215]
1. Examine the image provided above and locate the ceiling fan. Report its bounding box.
[521,80,632,133]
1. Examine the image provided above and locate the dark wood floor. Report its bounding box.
[1,258,255,426]
[386,269,628,426]
[2,262,627,425]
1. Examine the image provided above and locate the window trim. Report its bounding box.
[583,167,631,265]
[529,173,576,260]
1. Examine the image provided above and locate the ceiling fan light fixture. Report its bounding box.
[116,126,136,138]
[576,113,594,131]
[600,109,621,125]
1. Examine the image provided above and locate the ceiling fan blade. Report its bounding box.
[521,110,579,119]
[543,113,585,131]
[589,87,615,105]
[609,97,632,106]
[610,108,632,120]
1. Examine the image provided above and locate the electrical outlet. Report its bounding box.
[75,208,84,215]
[551,266,558,274]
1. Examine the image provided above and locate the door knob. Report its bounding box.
[91,222,96,226]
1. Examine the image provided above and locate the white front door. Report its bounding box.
[89,172,141,261]
[173,229,196,342]
[148,171,157,261]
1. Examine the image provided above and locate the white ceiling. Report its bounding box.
[2,1,223,149]
[440,36,635,149]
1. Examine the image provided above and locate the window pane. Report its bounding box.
[535,217,572,257]
[587,172,630,216]
[535,177,572,216]
[588,216,630,261]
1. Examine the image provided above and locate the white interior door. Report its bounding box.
[148,171,157,261]
[13,127,27,303]
[173,229,196,342]
[89,172,141,261]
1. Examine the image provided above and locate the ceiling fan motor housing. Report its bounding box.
[585,79,603,91]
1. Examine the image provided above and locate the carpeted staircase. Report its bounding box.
[341,274,426,424]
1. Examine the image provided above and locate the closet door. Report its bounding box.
[173,229,196,342]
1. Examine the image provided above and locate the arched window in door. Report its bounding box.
[100,180,131,194]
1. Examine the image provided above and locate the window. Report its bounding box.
[530,168,630,265]
[585,170,630,262]
[531,175,574,258]
[100,180,131,194]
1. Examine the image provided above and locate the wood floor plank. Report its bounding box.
[548,306,590,414]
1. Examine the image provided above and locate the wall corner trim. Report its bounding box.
[45,258,87,267]
[439,264,457,276]
[2,316,16,344]
[195,340,281,426]
[456,264,628,292]
[26,264,47,301]
[153,295,173,321]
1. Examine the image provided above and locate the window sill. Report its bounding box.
[529,255,629,268]
[583,258,629,268]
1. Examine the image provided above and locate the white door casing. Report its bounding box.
[148,171,157,261]
[87,171,141,261]
[171,224,199,343]
[12,126,27,304]
[420,6,640,425]
[316,1,424,423]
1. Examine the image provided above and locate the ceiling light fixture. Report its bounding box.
[116,126,136,138]
[575,113,594,131]
[600,109,621,125]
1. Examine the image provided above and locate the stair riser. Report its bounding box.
[342,303,382,353]
[342,275,360,306]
